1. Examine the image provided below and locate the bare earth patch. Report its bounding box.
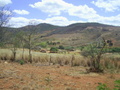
[0,61,120,90]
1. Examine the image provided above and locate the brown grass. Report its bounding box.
[0,48,120,72]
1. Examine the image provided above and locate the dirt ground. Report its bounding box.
[0,61,120,90]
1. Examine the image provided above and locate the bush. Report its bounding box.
[50,47,58,53]
[110,47,120,53]
[19,60,25,65]
[0,42,5,48]
[97,80,120,90]
[97,83,109,90]
[64,46,74,51]
[39,42,48,48]
[59,45,64,49]
[81,38,107,72]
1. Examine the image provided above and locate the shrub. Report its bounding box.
[97,80,120,90]
[19,60,25,65]
[39,42,48,48]
[0,42,5,48]
[110,47,120,53]
[64,46,74,51]
[114,80,120,90]
[81,38,107,72]
[97,83,109,90]
[59,45,64,49]
[50,47,58,53]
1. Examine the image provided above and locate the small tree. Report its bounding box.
[10,33,21,61]
[81,38,107,72]
[24,21,38,63]
[15,31,26,60]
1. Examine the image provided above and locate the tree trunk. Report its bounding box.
[22,47,24,60]
[28,35,32,63]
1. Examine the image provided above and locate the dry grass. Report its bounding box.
[0,48,120,72]
[0,48,88,66]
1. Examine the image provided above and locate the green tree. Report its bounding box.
[81,38,107,72]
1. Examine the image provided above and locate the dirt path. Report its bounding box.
[0,62,120,90]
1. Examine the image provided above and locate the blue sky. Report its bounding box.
[0,0,120,27]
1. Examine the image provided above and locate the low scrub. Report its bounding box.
[97,80,120,90]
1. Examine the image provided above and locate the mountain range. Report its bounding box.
[7,22,120,47]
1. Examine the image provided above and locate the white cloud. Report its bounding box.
[92,0,120,12]
[13,10,29,15]
[29,0,73,16]
[29,0,102,20]
[7,17,30,27]
[86,14,120,26]
[0,0,12,7]
[68,5,100,20]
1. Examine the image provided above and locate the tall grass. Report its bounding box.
[0,49,88,66]
[0,49,120,71]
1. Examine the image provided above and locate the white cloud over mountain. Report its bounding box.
[8,14,120,28]
[8,16,80,28]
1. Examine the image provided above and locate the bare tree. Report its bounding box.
[15,31,26,60]
[0,6,12,43]
[24,21,38,63]
[10,33,21,61]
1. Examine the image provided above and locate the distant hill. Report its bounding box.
[5,22,120,47]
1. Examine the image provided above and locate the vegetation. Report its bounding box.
[108,47,120,53]
[64,46,74,51]
[50,47,58,53]
[39,42,48,48]
[19,60,25,65]
[97,80,120,90]
[81,38,107,72]
[59,45,65,49]
[10,33,21,61]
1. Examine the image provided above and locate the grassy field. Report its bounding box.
[0,48,88,66]
[0,48,120,70]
